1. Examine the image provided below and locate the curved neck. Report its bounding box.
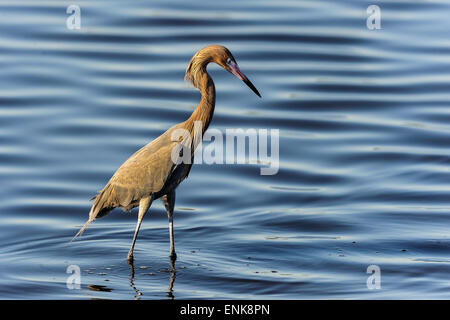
[187,70,216,134]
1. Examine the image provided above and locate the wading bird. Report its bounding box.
[72,45,261,262]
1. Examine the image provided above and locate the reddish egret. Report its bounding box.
[72,45,261,262]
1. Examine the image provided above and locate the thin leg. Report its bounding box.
[127,196,152,262]
[162,190,176,260]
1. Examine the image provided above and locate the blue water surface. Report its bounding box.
[0,0,449,299]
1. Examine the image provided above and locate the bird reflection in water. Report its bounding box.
[87,284,113,292]
[127,256,177,300]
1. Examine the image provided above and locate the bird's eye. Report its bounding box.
[226,58,232,65]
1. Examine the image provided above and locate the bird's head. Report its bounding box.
[185,44,261,98]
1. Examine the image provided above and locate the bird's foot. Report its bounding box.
[170,251,177,261]
[127,254,134,263]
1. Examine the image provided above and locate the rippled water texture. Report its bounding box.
[0,0,449,299]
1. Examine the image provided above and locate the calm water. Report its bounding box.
[0,0,449,299]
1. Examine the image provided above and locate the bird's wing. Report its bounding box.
[108,135,178,207]
[71,136,178,241]
[100,121,194,211]
[72,123,190,241]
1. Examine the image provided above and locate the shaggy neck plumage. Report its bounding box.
[186,64,216,135]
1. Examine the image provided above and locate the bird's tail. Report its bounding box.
[71,183,116,242]
[70,217,94,242]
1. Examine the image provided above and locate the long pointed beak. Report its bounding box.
[229,62,261,98]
